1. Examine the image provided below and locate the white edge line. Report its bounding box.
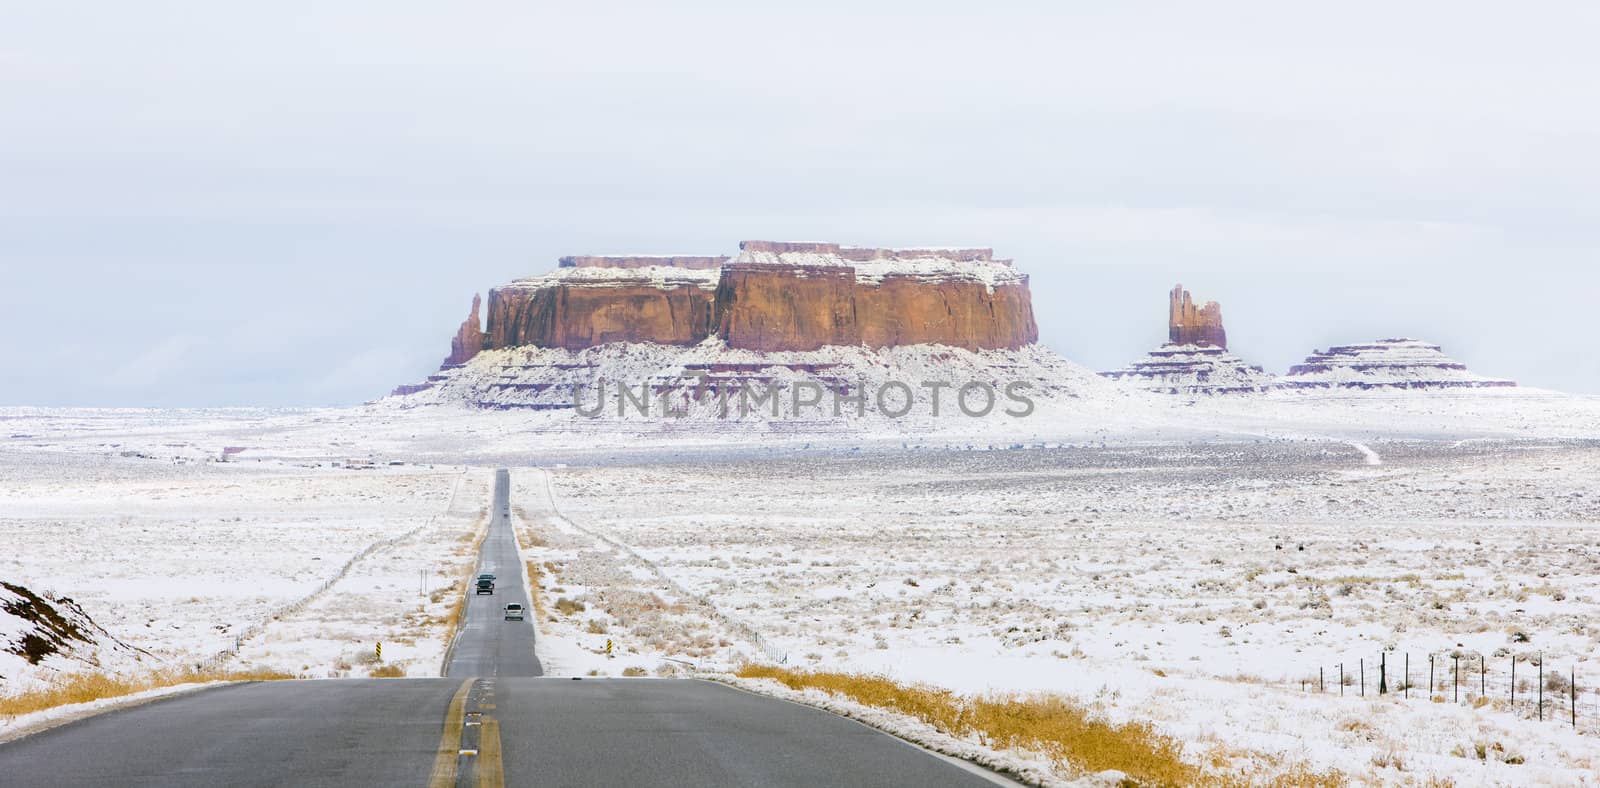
[705,678,1032,787]
[0,681,243,746]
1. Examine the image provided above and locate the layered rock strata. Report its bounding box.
[1104,284,1273,395]
[1169,284,1227,348]
[1101,345,1275,395]
[442,294,486,367]
[1282,339,1515,390]
[470,241,1038,356]
[480,264,720,350]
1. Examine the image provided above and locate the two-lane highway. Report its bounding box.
[445,468,541,678]
[0,469,1008,787]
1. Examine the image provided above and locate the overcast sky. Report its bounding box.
[3,2,1597,406]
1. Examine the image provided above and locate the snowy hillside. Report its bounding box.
[1101,343,1277,395]
[388,339,1130,425]
[1283,338,1515,390]
[1,581,145,688]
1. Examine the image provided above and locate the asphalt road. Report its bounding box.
[0,469,1006,787]
[445,468,542,678]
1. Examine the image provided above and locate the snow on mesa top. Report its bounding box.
[425,239,1039,365]
[732,240,1026,289]
[1282,338,1516,390]
[392,239,1058,414]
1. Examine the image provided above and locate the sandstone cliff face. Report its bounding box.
[855,276,1037,349]
[469,240,1039,360]
[1169,284,1227,348]
[714,264,859,352]
[443,294,486,367]
[486,281,716,351]
[1102,282,1269,395]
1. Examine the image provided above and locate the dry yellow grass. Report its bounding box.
[736,666,1345,788]
[367,664,407,678]
[441,509,492,640]
[0,666,294,718]
[526,560,548,620]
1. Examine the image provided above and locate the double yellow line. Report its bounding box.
[428,679,504,788]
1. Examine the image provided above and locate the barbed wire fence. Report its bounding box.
[537,468,788,667]
[1298,649,1596,733]
[198,470,470,671]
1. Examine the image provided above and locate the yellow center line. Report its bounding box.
[477,718,505,788]
[427,679,474,788]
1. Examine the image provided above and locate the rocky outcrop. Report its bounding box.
[714,264,859,352]
[854,275,1037,349]
[1102,345,1274,395]
[457,240,1037,360]
[1282,338,1516,390]
[717,241,1037,352]
[1104,283,1272,395]
[443,294,486,367]
[487,278,717,351]
[2,579,145,681]
[1169,285,1227,348]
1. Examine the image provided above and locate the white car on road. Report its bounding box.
[503,603,525,621]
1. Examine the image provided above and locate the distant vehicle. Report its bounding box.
[503,603,525,621]
[475,574,495,595]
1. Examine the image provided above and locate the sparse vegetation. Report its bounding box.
[0,666,294,718]
[736,665,1223,786]
[525,560,548,620]
[367,664,406,678]
[441,510,492,640]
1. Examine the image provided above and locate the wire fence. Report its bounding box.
[198,516,441,670]
[199,471,470,671]
[1301,650,1597,732]
[538,468,788,666]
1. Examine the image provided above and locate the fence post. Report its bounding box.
[1429,655,1435,700]
[1511,657,1515,707]
[1539,654,1544,721]
[1380,652,1387,695]
[1481,656,1485,698]
[1454,655,1459,703]
[1361,658,1365,697]
[1320,666,1324,693]
[1405,653,1409,698]
[1340,663,1345,696]
[1572,667,1577,728]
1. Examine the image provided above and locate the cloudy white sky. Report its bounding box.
[3,1,1597,405]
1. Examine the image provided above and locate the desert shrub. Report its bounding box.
[368,664,406,678]
[555,597,586,615]
[621,666,648,677]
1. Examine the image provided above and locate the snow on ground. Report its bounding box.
[227,469,492,678]
[539,440,1600,785]
[0,681,233,744]
[0,440,490,691]
[5,392,1600,782]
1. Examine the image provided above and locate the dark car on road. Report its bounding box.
[475,573,496,595]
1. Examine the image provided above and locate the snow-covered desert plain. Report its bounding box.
[4,387,1600,785]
